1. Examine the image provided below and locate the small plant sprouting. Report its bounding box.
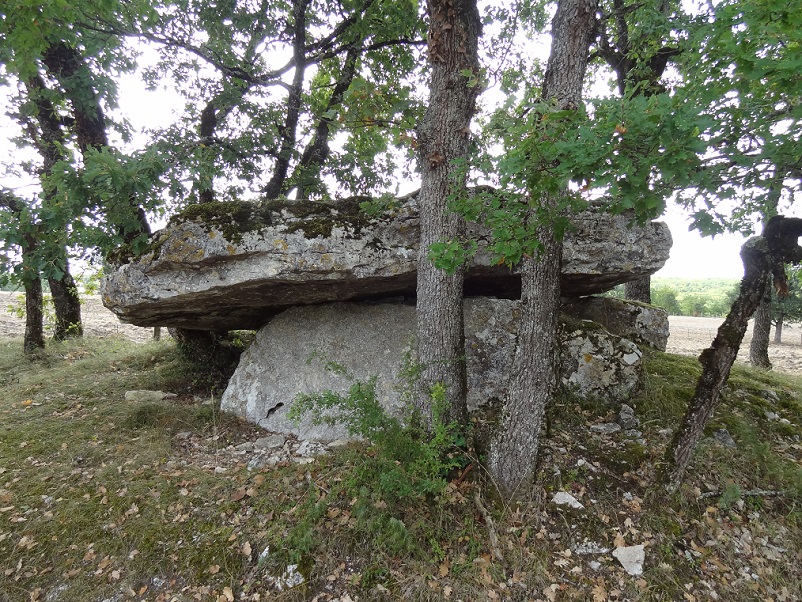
[289,375,466,502]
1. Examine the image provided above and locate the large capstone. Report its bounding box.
[220,299,643,442]
[102,196,671,331]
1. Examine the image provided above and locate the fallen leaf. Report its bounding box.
[242,541,252,557]
[222,587,234,601]
[208,564,220,574]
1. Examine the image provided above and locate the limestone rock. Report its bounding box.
[102,196,672,330]
[562,296,670,351]
[220,299,643,442]
[612,545,645,576]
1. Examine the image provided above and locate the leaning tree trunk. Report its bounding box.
[749,281,773,369]
[661,217,802,490]
[486,0,597,501]
[625,276,652,304]
[414,0,482,428]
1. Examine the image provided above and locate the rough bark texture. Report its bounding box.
[0,191,45,354]
[774,315,783,344]
[661,216,802,490]
[414,0,481,427]
[749,281,773,369]
[49,272,83,340]
[24,276,45,355]
[487,0,597,501]
[625,276,652,304]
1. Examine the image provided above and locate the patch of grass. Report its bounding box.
[1,336,801,601]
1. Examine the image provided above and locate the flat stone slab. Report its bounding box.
[102,196,671,330]
[220,298,642,442]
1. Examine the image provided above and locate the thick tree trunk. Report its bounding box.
[414,0,481,427]
[24,277,45,355]
[625,276,652,303]
[661,216,802,490]
[48,265,83,340]
[487,225,562,499]
[486,0,597,501]
[749,281,773,368]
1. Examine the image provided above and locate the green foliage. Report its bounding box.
[289,374,465,502]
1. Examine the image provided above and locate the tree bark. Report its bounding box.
[414,0,482,428]
[625,276,652,303]
[749,280,773,369]
[24,276,45,355]
[661,216,802,490]
[48,268,83,340]
[487,0,597,501]
[774,311,783,344]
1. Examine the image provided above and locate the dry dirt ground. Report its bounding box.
[3,291,802,375]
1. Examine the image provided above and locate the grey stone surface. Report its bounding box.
[220,299,643,442]
[612,545,645,576]
[562,296,670,351]
[102,196,672,330]
[124,390,176,402]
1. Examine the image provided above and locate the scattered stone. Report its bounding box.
[214,466,227,474]
[618,404,640,430]
[589,561,602,571]
[254,435,286,450]
[765,411,779,421]
[714,428,737,448]
[175,431,193,440]
[124,390,176,403]
[761,389,779,403]
[234,442,255,452]
[295,440,328,457]
[552,491,585,510]
[573,541,611,555]
[623,429,643,440]
[590,423,622,435]
[327,439,350,449]
[260,547,306,591]
[613,544,645,576]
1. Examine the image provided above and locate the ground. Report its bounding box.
[3,291,801,374]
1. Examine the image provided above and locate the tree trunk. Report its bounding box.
[774,312,783,344]
[48,265,83,340]
[486,0,597,501]
[625,276,652,303]
[414,0,482,427]
[487,225,562,500]
[24,276,45,355]
[749,281,773,369]
[661,216,802,490]
[23,75,84,340]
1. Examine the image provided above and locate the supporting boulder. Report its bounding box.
[220,298,643,442]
